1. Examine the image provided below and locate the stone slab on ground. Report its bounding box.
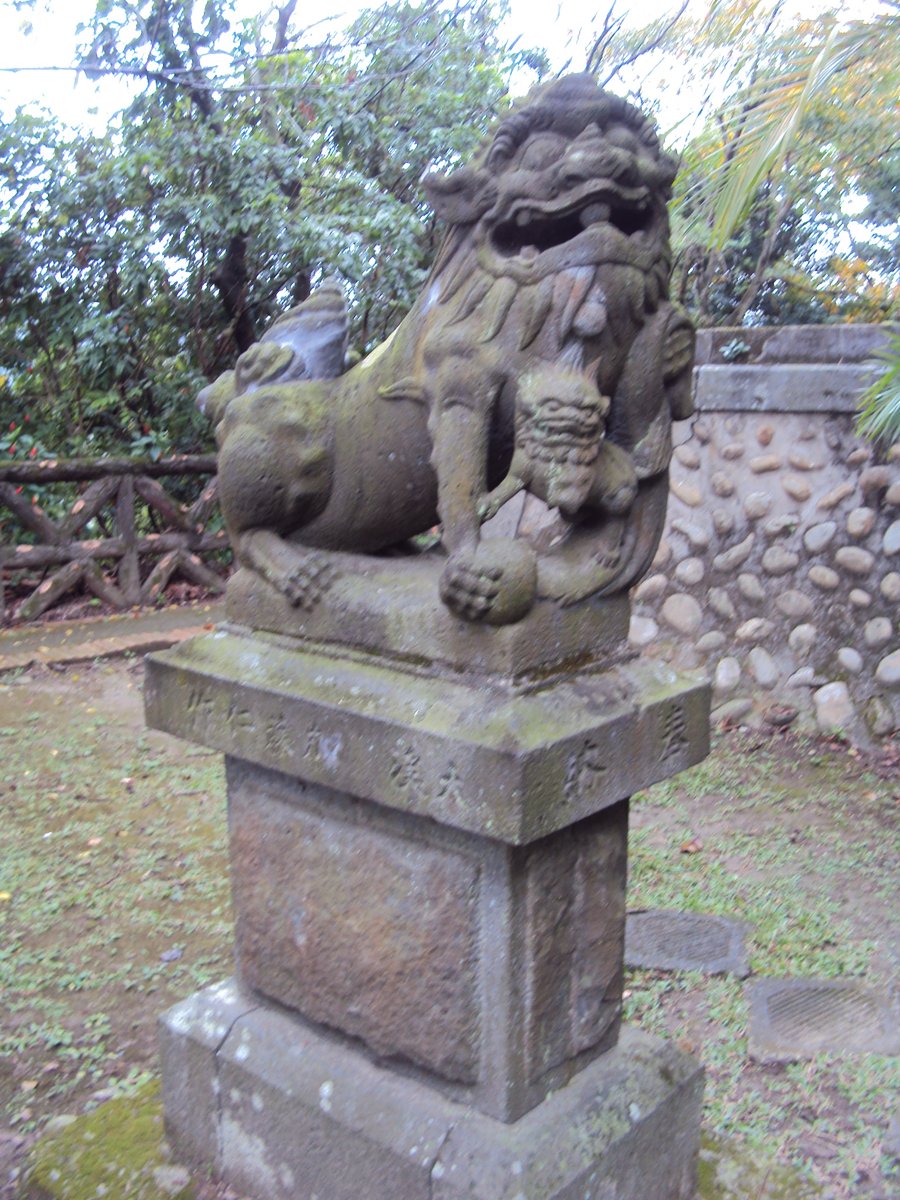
[0,602,224,673]
[26,1080,193,1200]
[747,978,900,1061]
[160,978,704,1200]
[625,910,751,978]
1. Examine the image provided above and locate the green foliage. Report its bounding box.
[857,331,900,443]
[589,1,900,328]
[0,0,543,457]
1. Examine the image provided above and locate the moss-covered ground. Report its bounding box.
[0,657,896,1198]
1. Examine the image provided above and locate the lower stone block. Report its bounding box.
[160,980,703,1200]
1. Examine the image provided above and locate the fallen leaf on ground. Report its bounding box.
[680,837,704,854]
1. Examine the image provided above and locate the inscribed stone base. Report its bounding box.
[159,980,704,1200]
[145,626,710,845]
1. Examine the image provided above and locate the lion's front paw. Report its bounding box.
[439,538,537,625]
[281,553,339,611]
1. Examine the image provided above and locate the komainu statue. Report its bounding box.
[201,73,694,625]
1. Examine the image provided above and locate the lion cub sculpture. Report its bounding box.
[202,73,694,625]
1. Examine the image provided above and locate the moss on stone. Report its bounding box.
[698,1132,820,1199]
[27,1079,195,1200]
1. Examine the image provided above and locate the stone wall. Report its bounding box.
[630,324,899,744]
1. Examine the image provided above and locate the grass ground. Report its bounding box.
[0,658,897,1198]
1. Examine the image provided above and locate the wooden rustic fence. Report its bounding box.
[0,454,230,624]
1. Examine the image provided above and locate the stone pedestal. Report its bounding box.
[159,980,704,1200]
[145,571,709,1198]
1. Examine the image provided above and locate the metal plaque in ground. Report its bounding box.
[747,978,900,1061]
[625,910,751,977]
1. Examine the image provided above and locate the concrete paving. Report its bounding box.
[0,601,225,673]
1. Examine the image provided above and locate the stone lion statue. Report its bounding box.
[201,73,694,624]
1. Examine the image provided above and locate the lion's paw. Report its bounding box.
[439,539,537,625]
[282,554,339,611]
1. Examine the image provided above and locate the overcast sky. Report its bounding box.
[0,0,707,130]
[0,0,887,133]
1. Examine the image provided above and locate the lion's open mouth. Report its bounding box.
[491,190,654,259]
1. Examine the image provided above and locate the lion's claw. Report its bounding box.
[440,557,502,620]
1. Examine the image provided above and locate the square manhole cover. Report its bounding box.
[625,910,750,977]
[747,978,900,1060]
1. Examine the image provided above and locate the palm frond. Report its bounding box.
[857,332,900,444]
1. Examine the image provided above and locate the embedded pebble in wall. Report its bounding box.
[804,522,836,554]
[846,447,870,466]
[692,418,712,443]
[674,444,701,469]
[849,588,872,608]
[808,565,840,591]
[707,587,736,621]
[762,546,799,576]
[846,507,876,539]
[661,593,703,635]
[884,521,900,556]
[798,424,818,442]
[671,480,703,507]
[652,539,672,569]
[756,424,774,446]
[628,615,659,647]
[776,590,814,620]
[722,443,745,461]
[633,573,668,603]
[713,508,736,536]
[724,415,744,436]
[866,695,895,736]
[787,452,823,471]
[736,618,775,643]
[788,624,817,656]
[875,649,900,688]
[674,557,705,587]
[713,534,755,573]
[747,647,778,689]
[824,422,844,452]
[813,682,856,734]
[714,657,742,694]
[671,518,711,550]
[782,475,812,502]
[763,514,798,539]
[864,618,893,649]
[750,455,781,474]
[835,546,875,577]
[837,647,864,675]
[711,697,754,724]
[788,666,822,688]
[711,472,736,498]
[859,467,893,506]
[880,573,900,603]
[738,573,765,603]
[885,482,900,507]
[744,492,771,520]
[697,631,727,655]
[817,482,855,511]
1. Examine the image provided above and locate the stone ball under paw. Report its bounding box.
[441,537,538,626]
